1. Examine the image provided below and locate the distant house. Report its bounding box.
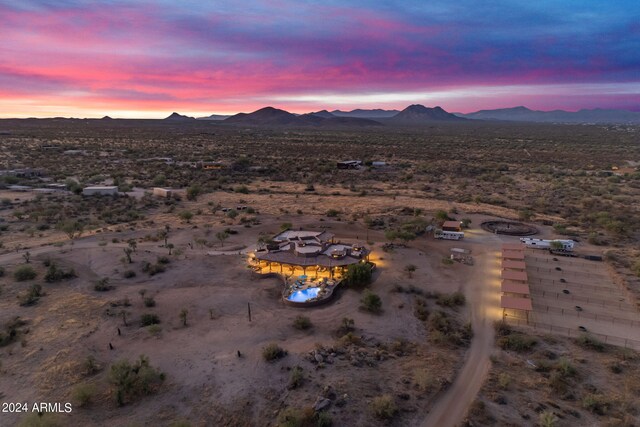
[371,161,387,168]
[45,183,68,191]
[200,161,225,170]
[82,186,118,196]
[442,221,462,232]
[152,187,173,198]
[0,168,43,178]
[337,160,362,170]
[7,185,32,192]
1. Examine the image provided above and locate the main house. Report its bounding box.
[251,229,370,279]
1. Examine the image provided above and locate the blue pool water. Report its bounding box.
[288,287,320,302]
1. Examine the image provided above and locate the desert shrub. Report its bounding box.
[148,324,162,337]
[142,262,166,276]
[632,259,640,277]
[19,284,43,306]
[336,317,355,336]
[94,278,113,292]
[0,266,5,277]
[14,265,37,281]
[497,333,537,352]
[277,406,316,427]
[493,320,512,336]
[316,412,332,427]
[326,209,339,217]
[156,256,170,265]
[83,355,100,376]
[0,317,26,347]
[497,373,511,390]
[123,270,136,278]
[179,210,193,221]
[370,395,397,420]
[582,393,611,415]
[555,358,576,378]
[262,343,287,362]
[288,366,304,389]
[72,383,96,407]
[109,355,165,406]
[436,291,466,307]
[360,290,382,313]
[44,263,76,282]
[144,297,156,307]
[339,332,362,347]
[292,315,312,330]
[605,361,622,375]
[414,368,435,392]
[428,311,472,347]
[414,298,429,321]
[538,411,558,427]
[17,412,64,427]
[343,262,372,288]
[140,313,160,327]
[576,334,606,352]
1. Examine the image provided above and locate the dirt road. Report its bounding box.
[421,231,501,427]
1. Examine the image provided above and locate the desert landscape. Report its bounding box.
[2,2,639,426]
[0,118,638,427]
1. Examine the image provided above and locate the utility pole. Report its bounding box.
[247,302,252,322]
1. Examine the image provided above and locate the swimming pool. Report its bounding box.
[287,287,321,303]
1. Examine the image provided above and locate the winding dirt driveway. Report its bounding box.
[421,231,501,427]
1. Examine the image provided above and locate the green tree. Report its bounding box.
[361,290,382,313]
[215,231,229,247]
[58,220,84,240]
[186,185,201,201]
[343,263,372,288]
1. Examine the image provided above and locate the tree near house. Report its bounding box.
[216,231,229,248]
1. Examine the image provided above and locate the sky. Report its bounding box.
[0,0,639,118]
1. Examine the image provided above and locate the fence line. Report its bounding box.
[530,303,640,327]
[504,318,640,350]
[528,276,620,292]
[530,290,635,311]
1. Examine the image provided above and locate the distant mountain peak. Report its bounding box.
[164,112,195,121]
[389,104,465,123]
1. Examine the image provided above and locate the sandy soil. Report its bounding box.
[0,211,478,426]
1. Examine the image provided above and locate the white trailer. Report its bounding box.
[434,230,464,240]
[82,186,118,196]
[519,238,575,251]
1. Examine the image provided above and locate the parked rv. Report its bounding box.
[520,238,575,251]
[434,229,464,240]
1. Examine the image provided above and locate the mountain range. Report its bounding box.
[454,106,640,124]
[123,106,640,125]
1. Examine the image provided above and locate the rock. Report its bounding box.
[313,397,332,412]
[315,353,324,363]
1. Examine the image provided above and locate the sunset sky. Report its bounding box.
[1,1,639,118]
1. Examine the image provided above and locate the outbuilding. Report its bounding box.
[82,186,118,196]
